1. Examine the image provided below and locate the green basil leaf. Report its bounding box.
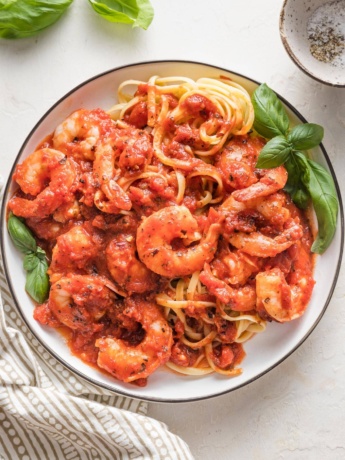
[284,156,310,209]
[287,123,324,150]
[291,188,310,209]
[284,156,299,196]
[295,152,338,254]
[88,0,154,29]
[252,83,290,139]
[8,213,37,254]
[23,253,39,271]
[25,257,49,304]
[0,0,73,39]
[256,135,292,169]
[36,246,47,260]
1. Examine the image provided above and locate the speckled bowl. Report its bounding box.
[280,0,345,87]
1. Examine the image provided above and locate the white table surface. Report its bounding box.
[1,1,345,459]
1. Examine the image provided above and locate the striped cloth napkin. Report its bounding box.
[0,250,194,459]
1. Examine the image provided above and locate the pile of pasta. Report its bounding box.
[8,76,315,386]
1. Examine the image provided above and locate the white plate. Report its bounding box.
[1,61,343,402]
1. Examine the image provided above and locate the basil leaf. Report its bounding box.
[8,213,37,254]
[292,188,310,210]
[256,136,292,169]
[252,83,290,139]
[284,156,299,196]
[295,152,338,254]
[0,0,73,39]
[23,253,40,271]
[88,0,154,29]
[8,213,50,302]
[284,156,310,209]
[25,257,50,304]
[36,247,47,260]
[287,123,324,151]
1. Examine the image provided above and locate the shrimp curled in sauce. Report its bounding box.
[53,109,114,161]
[256,242,315,322]
[49,275,116,331]
[228,218,303,258]
[199,263,256,311]
[232,166,288,202]
[49,224,101,284]
[106,232,159,294]
[8,148,76,219]
[215,135,264,191]
[136,205,222,277]
[93,142,132,212]
[96,297,173,383]
[221,194,303,257]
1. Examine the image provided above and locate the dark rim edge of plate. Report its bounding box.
[1,59,344,403]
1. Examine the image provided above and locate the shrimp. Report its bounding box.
[253,192,290,225]
[199,263,256,311]
[221,195,287,236]
[49,275,116,331]
[215,135,265,191]
[228,217,303,257]
[136,205,222,277]
[96,296,173,383]
[215,134,288,200]
[53,109,115,161]
[93,127,153,212]
[221,192,291,224]
[232,166,288,202]
[8,148,76,219]
[211,239,262,285]
[220,192,303,257]
[49,224,102,284]
[256,243,315,322]
[93,142,132,213]
[106,231,159,294]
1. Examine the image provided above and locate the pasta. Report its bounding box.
[8,75,315,386]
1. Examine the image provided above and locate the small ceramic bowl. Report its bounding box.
[280,0,345,87]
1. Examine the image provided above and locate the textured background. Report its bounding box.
[1,1,345,459]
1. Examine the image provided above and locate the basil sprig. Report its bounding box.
[88,0,154,30]
[0,0,154,39]
[252,83,338,254]
[7,213,49,303]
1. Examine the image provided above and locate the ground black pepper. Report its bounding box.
[307,0,345,66]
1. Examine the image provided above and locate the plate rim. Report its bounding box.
[1,59,344,403]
